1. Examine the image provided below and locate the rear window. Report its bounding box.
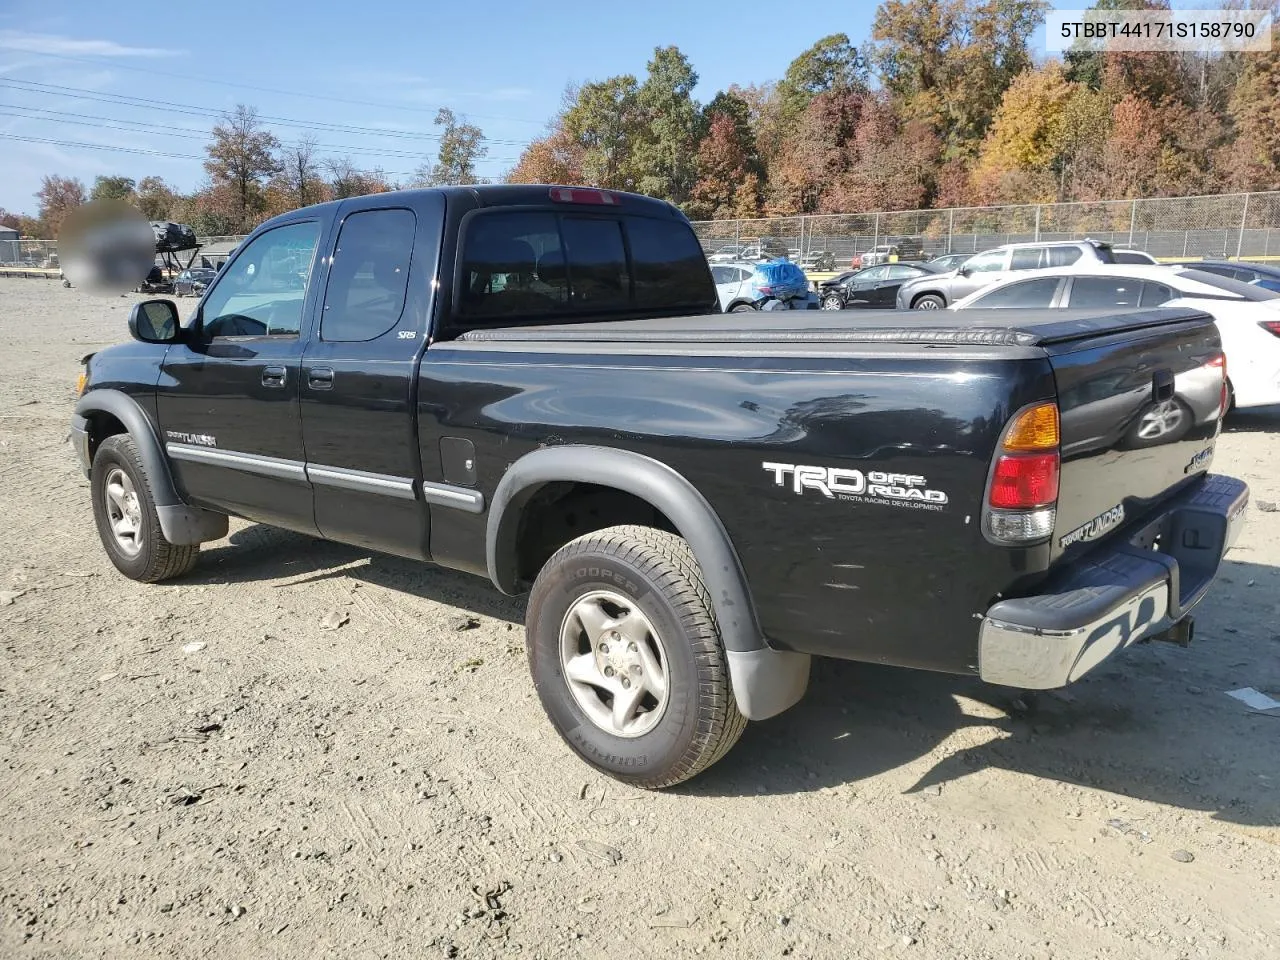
[1046,246,1084,267]
[1179,268,1280,301]
[458,211,713,321]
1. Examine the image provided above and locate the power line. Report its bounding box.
[0,105,523,164]
[5,49,549,126]
[0,78,536,147]
[0,132,503,181]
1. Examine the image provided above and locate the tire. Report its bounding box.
[90,434,199,583]
[912,293,946,310]
[729,302,756,313]
[821,294,844,311]
[525,525,747,789]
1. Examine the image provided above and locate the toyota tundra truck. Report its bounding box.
[70,185,1249,788]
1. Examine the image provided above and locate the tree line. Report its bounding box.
[4,0,1278,240]
[0,104,486,239]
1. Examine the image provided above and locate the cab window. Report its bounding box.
[199,221,321,339]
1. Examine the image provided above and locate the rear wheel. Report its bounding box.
[525,525,746,789]
[912,293,945,310]
[90,434,199,582]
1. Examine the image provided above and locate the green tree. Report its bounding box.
[203,104,282,232]
[632,46,702,204]
[89,176,137,203]
[563,76,643,190]
[870,0,1046,157]
[777,33,868,119]
[35,174,86,236]
[415,108,487,186]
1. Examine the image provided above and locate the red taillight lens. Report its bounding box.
[757,285,773,296]
[548,187,619,205]
[989,452,1060,509]
[1207,352,1228,414]
[1260,320,1280,338]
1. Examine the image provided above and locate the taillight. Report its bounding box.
[985,402,1060,544]
[1260,320,1280,338]
[548,187,620,205]
[757,285,774,296]
[1207,352,1228,416]
[989,453,1060,508]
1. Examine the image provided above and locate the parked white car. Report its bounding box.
[711,262,761,312]
[950,264,1280,409]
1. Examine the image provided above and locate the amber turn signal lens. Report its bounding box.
[1003,402,1059,451]
[76,371,88,396]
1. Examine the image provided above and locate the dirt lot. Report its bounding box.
[1,276,1278,960]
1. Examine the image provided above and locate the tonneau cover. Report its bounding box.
[457,307,1213,348]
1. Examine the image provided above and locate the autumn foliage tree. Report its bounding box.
[35,175,87,237]
[203,104,282,232]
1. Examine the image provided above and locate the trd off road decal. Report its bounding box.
[1058,504,1125,548]
[762,462,949,512]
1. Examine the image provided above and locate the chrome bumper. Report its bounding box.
[979,474,1249,689]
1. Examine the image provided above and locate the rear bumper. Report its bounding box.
[978,474,1249,689]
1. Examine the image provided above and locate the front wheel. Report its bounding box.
[525,525,746,789]
[821,294,844,311]
[912,294,945,310]
[90,434,199,582]
[729,302,756,313]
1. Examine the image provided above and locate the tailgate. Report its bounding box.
[1045,313,1225,564]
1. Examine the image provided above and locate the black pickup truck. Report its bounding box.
[71,185,1249,788]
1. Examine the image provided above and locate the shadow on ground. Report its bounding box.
[176,522,1280,828]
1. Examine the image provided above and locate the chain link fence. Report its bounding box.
[0,238,59,269]
[692,191,1280,266]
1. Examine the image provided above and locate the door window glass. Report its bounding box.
[200,221,321,338]
[1046,246,1083,267]
[965,250,1006,273]
[1068,276,1142,308]
[968,277,1061,308]
[321,209,417,342]
[1010,247,1044,270]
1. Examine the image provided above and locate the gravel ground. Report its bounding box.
[1,276,1278,960]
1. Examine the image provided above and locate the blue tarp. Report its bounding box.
[751,259,809,301]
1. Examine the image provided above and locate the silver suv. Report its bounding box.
[895,240,1115,309]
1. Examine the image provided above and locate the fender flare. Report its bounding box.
[73,389,228,545]
[486,445,810,720]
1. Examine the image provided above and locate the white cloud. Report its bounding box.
[0,30,180,58]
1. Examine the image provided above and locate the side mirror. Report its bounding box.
[958,266,972,277]
[128,300,181,344]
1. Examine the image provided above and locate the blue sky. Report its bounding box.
[0,0,1122,219]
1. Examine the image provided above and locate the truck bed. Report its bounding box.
[457,307,1215,348]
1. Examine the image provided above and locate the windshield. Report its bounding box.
[1179,268,1280,301]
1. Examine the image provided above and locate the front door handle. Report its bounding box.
[308,367,335,390]
[261,365,287,388]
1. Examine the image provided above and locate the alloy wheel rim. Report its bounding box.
[559,590,670,738]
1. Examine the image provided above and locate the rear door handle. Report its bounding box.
[308,367,334,390]
[261,365,287,388]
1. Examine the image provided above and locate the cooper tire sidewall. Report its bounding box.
[90,441,152,578]
[528,551,699,780]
